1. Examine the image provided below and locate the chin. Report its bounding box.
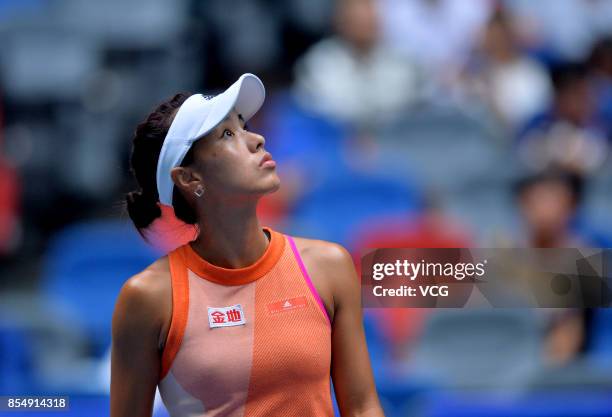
[246,177,281,197]
[264,178,281,194]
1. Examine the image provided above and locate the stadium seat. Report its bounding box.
[409,310,544,389]
[0,324,36,394]
[290,174,422,245]
[41,219,160,356]
[421,390,612,417]
[589,308,612,364]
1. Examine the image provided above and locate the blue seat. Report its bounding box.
[264,92,348,165]
[263,92,349,193]
[41,220,160,356]
[362,311,434,415]
[589,308,612,364]
[0,0,44,20]
[410,310,543,389]
[290,174,422,245]
[421,390,612,417]
[0,325,37,394]
[572,215,612,248]
[362,311,391,367]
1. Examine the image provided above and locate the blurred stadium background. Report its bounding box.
[1,0,612,416]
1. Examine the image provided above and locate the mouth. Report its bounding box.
[259,152,276,168]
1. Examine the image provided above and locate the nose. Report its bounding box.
[246,131,266,152]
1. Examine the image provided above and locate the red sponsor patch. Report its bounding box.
[267,296,308,315]
[207,304,246,328]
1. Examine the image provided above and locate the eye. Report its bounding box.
[222,129,233,138]
[243,122,249,131]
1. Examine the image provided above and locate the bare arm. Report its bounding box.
[545,309,584,365]
[110,268,169,417]
[309,242,385,417]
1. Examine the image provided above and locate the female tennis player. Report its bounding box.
[110,74,385,417]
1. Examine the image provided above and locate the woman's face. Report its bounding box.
[182,109,280,202]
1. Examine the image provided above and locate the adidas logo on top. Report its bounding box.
[267,296,308,315]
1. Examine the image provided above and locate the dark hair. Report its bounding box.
[588,36,612,73]
[550,62,588,93]
[125,92,198,235]
[513,168,584,206]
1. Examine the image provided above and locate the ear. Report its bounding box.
[170,166,204,196]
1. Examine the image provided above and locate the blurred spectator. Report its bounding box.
[504,0,612,62]
[293,0,422,127]
[350,200,473,362]
[455,8,552,131]
[513,169,591,365]
[588,36,612,137]
[266,0,424,226]
[514,169,588,248]
[517,62,609,175]
[377,0,493,88]
[0,155,20,256]
[0,90,21,257]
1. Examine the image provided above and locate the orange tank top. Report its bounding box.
[157,227,333,417]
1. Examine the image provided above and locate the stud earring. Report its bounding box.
[194,185,204,198]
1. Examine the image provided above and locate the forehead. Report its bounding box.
[522,180,571,198]
[190,109,243,151]
[206,109,243,131]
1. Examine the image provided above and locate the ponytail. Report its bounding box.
[125,92,197,236]
[125,189,162,230]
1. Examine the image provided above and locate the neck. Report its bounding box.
[190,199,269,269]
[530,231,568,248]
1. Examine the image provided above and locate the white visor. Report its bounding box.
[156,73,265,206]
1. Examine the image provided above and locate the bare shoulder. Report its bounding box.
[113,256,172,339]
[291,237,359,319]
[291,237,353,269]
[120,256,171,308]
